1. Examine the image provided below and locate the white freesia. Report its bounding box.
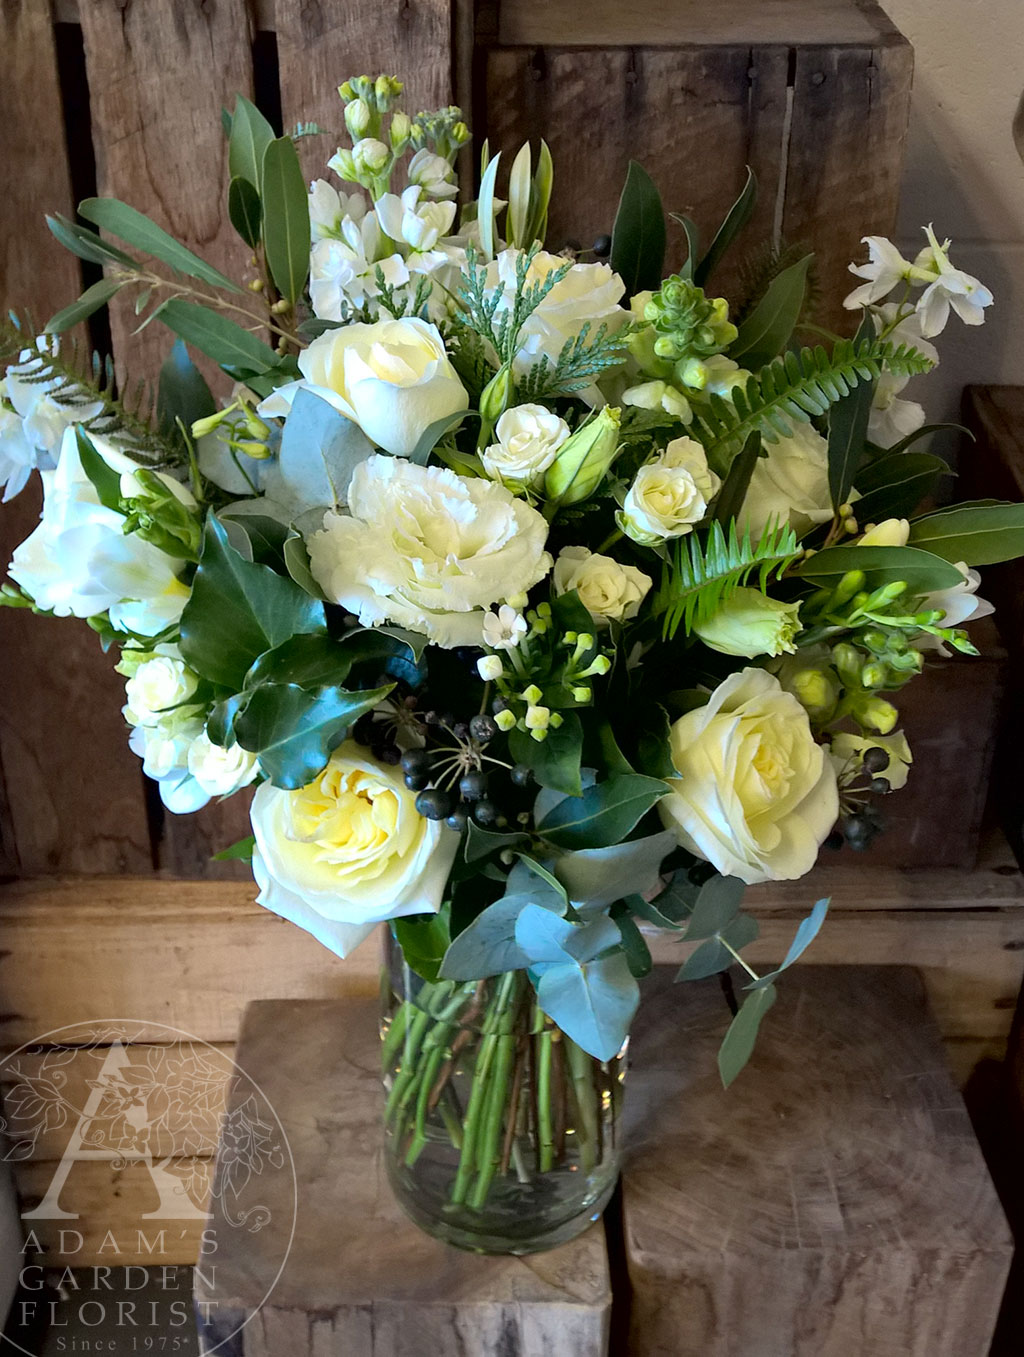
[375,185,457,254]
[844,236,913,309]
[553,546,652,626]
[267,317,468,458]
[619,438,719,545]
[659,668,839,884]
[857,517,909,547]
[868,305,939,448]
[480,403,570,489]
[913,225,993,337]
[187,732,260,797]
[408,147,457,199]
[740,422,834,539]
[485,248,627,396]
[308,455,552,647]
[250,741,459,959]
[0,384,38,501]
[916,561,994,653]
[8,427,190,633]
[483,604,528,650]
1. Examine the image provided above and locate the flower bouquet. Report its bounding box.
[3,74,1022,1254]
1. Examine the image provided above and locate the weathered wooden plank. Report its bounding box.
[623,966,1012,1356]
[782,39,914,330]
[275,0,454,182]
[0,0,154,876]
[195,997,611,1355]
[483,44,787,290]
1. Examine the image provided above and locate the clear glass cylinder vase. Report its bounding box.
[380,928,625,1254]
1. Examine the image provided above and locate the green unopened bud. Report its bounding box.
[338,80,356,102]
[234,439,272,460]
[452,121,470,145]
[831,570,866,607]
[791,667,838,716]
[344,97,372,140]
[653,334,680,360]
[572,685,592,703]
[861,662,888,689]
[531,727,549,743]
[859,696,899,734]
[374,74,403,109]
[353,138,389,173]
[832,642,862,683]
[190,408,232,440]
[678,358,709,390]
[544,407,621,507]
[389,111,411,149]
[477,363,514,442]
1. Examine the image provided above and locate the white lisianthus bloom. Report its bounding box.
[8,427,190,633]
[483,604,528,650]
[619,439,719,545]
[408,148,458,199]
[485,249,627,397]
[916,561,994,654]
[830,730,913,792]
[267,317,468,458]
[553,546,651,626]
[480,403,570,489]
[123,654,199,726]
[187,732,260,797]
[740,422,834,539]
[913,225,993,337]
[844,236,913,309]
[250,741,459,960]
[659,668,839,884]
[308,455,552,647]
[694,587,801,658]
[375,185,457,254]
[857,517,909,547]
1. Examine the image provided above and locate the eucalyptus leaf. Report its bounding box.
[536,952,639,1062]
[508,711,583,797]
[261,136,311,303]
[625,869,701,930]
[908,502,1024,567]
[406,410,468,466]
[612,906,654,978]
[229,95,275,191]
[554,831,676,910]
[795,544,964,592]
[718,982,777,1087]
[536,773,668,850]
[157,339,216,436]
[730,254,812,369]
[464,821,529,864]
[610,161,667,297]
[747,897,829,990]
[158,299,281,375]
[46,277,123,333]
[228,175,263,249]
[677,912,759,981]
[266,387,374,514]
[80,198,242,293]
[685,873,746,941]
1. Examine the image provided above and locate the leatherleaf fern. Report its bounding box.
[695,338,933,460]
[656,518,801,639]
[0,312,184,467]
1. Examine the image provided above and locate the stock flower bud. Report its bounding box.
[389,111,412,150]
[858,696,899,734]
[330,148,358,182]
[694,587,801,659]
[544,406,621,506]
[344,98,372,140]
[791,667,839,717]
[353,138,389,174]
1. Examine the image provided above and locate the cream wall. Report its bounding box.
[883,0,1024,424]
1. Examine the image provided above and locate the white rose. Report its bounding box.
[740,422,834,539]
[553,546,652,626]
[308,454,552,647]
[619,444,717,545]
[486,248,627,396]
[659,668,839,884]
[282,317,468,457]
[124,655,199,726]
[250,741,459,959]
[187,732,260,797]
[660,437,721,500]
[8,427,190,633]
[480,403,570,489]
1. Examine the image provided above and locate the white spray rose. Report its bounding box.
[308,454,552,647]
[553,546,651,626]
[740,422,834,539]
[619,438,719,545]
[250,741,459,959]
[187,732,260,797]
[274,317,468,458]
[659,668,839,884]
[480,403,570,489]
[8,427,190,633]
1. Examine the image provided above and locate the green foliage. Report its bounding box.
[656,518,800,638]
[228,96,275,192]
[156,299,282,377]
[157,340,216,437]
[853,451,950,524]
[794,543,964,592]
[693,168,757,289]
[718,983,777,1087]
[908,502,1024,567]
[729,254,812,368]
[826,314,875,511]
[535,773,668,850]
[455,243,569,365]
[261,136,311,303]
[79,198,242,294]
[508,711,583,797]
[690,338,933,457]
[228,176,262,249]
[610,161,666,296]
[46,277,124,334]
[517,321,633,400]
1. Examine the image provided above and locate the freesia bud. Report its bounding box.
[544,407,621,506]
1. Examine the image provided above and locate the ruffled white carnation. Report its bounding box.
[308,454,552,647]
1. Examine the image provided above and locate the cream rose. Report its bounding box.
[250,742,459,959]
[123,654,199,726]
[308,454,552,647]
[272,317,468,457]
[659,668,839,884]
[480,404,570,490]
[619,438,719,545]
[740,422,835,539]
[553,546,651,626]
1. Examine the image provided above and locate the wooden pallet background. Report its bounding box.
[1,0,1021,1270]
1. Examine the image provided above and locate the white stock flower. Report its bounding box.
[187,732,260,797]
[308,455,552,647]
[276,317,468,458]
[857,517,909,547]
[408,148,458,199]
[621,380,691,421]
[913,225,993,337]
[375,185,457,253]
[480,403,570,489]
[483,604,528,650]
[485,249,627,395]
[250,741,459,960]
[309,220,408,319]
[552,546,651,626]
[740,422,834,539]
[867,306,938,448]
[659,668,839,884]
[619,438,719,545]
[8,427,190,633]
[308,180,370,242]
[844,236,913,309]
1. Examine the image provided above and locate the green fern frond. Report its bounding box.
[656,518,801,638]
[693,339,933,459]
[1,312,183,467]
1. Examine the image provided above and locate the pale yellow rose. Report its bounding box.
[553,546,652,626]
[659,668,839,884]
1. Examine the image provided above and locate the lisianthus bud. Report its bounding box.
[344,98,372,140]
[694,587,801,659]
[544,407,621,506]
[858,517,910,548]
[478,364,514,439]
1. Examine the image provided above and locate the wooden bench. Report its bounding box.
[195,967,1011,1355]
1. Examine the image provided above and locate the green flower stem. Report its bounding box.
[384,1003,434,1124]
[405,1040,450,1166]
[566,1037,598,1175]
[380,1001,411,1072]
[468,1029,517,1208]
[449,971,517,1205]
[536,1029,555,1173]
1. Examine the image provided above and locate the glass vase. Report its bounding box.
[380,928,625,1254]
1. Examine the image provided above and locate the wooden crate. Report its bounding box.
[478,0,913,325]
